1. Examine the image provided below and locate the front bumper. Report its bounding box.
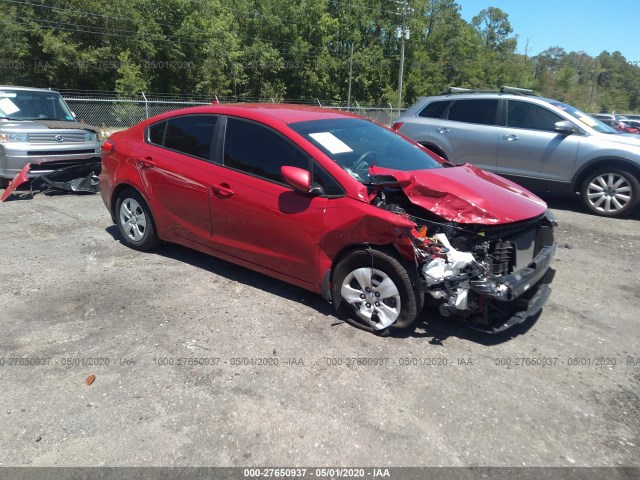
[470,244,556,301]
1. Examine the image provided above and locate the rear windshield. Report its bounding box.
[289,118,441,183]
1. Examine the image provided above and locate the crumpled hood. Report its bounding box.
[369,164,548,225]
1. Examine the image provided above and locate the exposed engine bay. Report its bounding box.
[370,183,557,333]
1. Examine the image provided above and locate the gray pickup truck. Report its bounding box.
[0,86,102,187]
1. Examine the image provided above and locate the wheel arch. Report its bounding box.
[572,156,640,193]
[110,183,152,222]
[322,242,419,302]
[418,141,448,160]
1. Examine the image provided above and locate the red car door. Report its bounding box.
[137,115,218,247]
[209,117,330,285]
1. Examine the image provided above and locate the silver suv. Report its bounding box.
[0,86,102,187]
[393,87,640,217]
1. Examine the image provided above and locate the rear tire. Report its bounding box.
[580,169,640,217]
[331,248,423,335]
[115,188,160,251]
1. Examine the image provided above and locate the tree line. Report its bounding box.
[1,0,639,113]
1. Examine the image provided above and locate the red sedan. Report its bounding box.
[100,104,556,334]
[600,119,640,134]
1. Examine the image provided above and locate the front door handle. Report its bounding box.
[137,156,155,168]
[503,134,520,142]
[212,183,234,197]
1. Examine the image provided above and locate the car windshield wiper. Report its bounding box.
[0,115,21,120]
[31,117,70,121]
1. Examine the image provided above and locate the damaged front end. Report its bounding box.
[370,169,557,333]
[411,213,556,333]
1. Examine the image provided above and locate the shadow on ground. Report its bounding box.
[105,225,535,345]
[105,225,335,317]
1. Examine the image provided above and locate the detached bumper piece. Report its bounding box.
[1,160,101,202]
[469,281,552,334]
[467,243,556,334]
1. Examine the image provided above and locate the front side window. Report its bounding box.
[312,161,344,196]
[223,118,310,183]
[507,101,563,132]
[447,99,498,126]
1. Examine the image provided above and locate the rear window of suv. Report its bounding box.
[418,101,450,118]
[447,99,498,126]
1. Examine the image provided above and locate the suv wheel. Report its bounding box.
[580,170,640,217]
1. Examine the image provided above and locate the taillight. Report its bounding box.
[101,139,114,152]
[391,122,404,132]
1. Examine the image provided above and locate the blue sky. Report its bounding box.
[458,1,639,64]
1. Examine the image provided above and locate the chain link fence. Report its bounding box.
[63,94,405,134]
[332,104,405,126]
[64,97,209,133]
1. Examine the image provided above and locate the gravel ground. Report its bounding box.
[0,188,639,468]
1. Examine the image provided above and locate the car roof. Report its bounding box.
[0,86,61,93]
[408,93,566,114]
[417,92,554,102]
[197,103,363,124]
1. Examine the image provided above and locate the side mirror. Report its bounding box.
[281,166,322,195]
[554,120,577,135]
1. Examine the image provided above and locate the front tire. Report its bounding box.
[115,188,160,251]
[580,169,640,217]
[331,248,423,334]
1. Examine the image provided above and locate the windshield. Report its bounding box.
[0,89,75,121]
[289,118,442,183]
[547,100,618,134]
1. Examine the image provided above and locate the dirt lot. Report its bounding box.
[0,188,639,468]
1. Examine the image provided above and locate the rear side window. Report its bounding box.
[447,99,498,126]
[147,115,217,160]
[163,116,217,160]
[224,118,309,183]
[419,100,449,118]
[148,122,166,145]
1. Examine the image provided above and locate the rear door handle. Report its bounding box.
[436,127,450,134]
[212,183,234,197]
[137,156,155,168]
[503,134,519,142]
